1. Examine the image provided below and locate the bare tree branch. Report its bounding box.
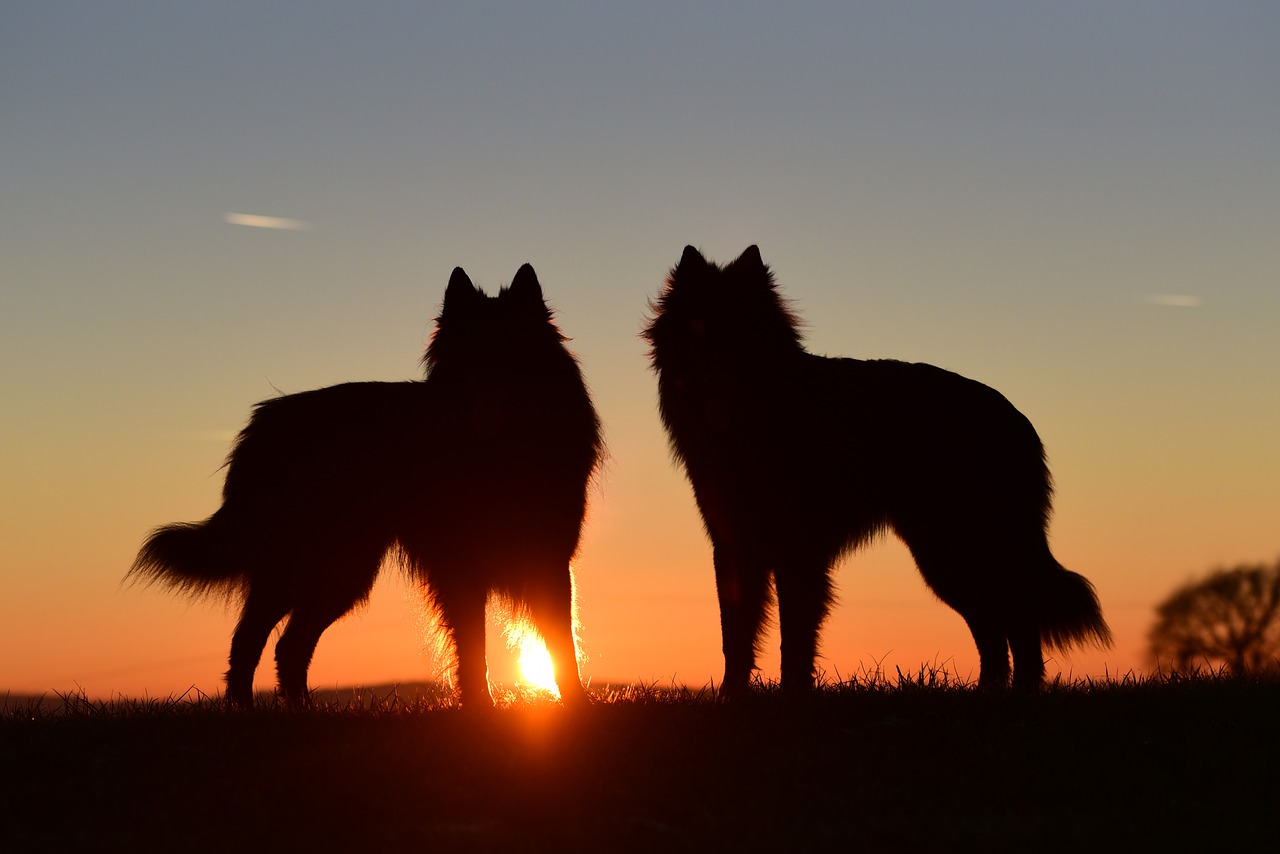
[1149,558,1280,675]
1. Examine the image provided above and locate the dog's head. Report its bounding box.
[425,264,567,374]
[644,245,802,373]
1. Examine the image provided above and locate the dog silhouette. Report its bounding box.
[645,245,1109,695]
[132,265,602,708]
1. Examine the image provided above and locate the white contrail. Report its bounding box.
[1143,293,1202,308]
[223,212,311,231]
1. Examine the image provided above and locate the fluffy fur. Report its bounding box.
[644,245,1109,695]
[131,265,602,709]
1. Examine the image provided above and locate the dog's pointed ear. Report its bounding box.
[678,245,707,270]
[507,263,545,306]
[734,245,764,269]
[670,245,711,289]
[443,267,480,313]
[727,245,773,290]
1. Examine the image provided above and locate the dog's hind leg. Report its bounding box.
[227,582,292,709]
[961,612,1012,689]
[903,536,1016,689]
[969,556,1045,690]
[774,560,833,695]
[274,551,382,708]
[1009,620,1045,690]
[274,607,342,709]
[714,542,771,701]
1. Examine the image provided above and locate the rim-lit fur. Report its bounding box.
[131,265,602,709]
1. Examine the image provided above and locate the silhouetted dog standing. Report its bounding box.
[645,246,1109,696]
[131,265,602,709]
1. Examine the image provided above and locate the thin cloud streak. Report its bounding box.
[1143,294,1202,308]
[223,212,312,231]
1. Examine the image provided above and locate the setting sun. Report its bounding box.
[503,616,561,697]
[516,632,558,693]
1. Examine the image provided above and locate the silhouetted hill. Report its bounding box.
[4,673,1278,849]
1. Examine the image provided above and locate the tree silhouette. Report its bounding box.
[1149,558,1280,675]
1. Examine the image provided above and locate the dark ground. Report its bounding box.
[3,674,1277,851]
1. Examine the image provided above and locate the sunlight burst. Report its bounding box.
[514,627,559,695]
[499,565,585,700]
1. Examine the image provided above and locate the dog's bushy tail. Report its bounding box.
[1039,560,1112,653]
[129,514,243,599]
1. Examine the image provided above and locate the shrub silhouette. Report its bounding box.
[130,265,602,709]
[644,245,1110,695]
[1149,559,1280,675]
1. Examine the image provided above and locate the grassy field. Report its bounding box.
[3,671,1277,851]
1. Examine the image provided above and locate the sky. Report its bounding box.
[2,1,1277,699]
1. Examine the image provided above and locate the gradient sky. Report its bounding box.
[3,2,1277,698]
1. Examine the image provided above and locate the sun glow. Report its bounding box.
[509,623,560,696]
[512,627,558,696]
[498,567,584,700]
